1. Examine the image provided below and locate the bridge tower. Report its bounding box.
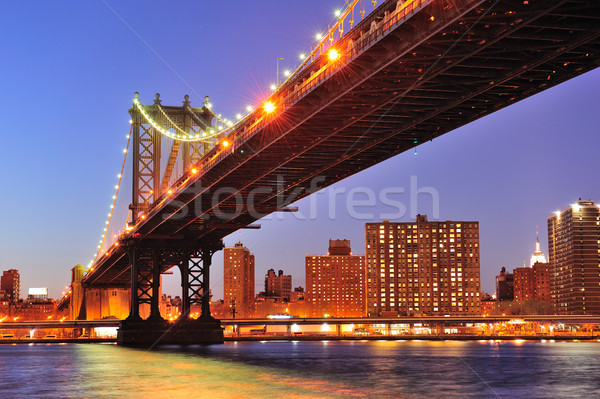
[118,93,225,346]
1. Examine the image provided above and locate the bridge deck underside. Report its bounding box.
[86,0,600,287]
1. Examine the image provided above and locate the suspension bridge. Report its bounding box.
[56,0,600,345]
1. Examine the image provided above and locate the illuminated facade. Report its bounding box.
[1,269,20,303]
[530,231,547,267]
[305,240,365,317]
[514,263,551,303]
[548,200,600,315]
[532,262,551,303]
[513,267,534,302]
[365,216,481,316]
[223,242,255,318]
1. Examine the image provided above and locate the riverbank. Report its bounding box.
[0,337,115,344]
[225,334,599,342]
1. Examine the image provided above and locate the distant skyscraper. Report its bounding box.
[306,240,366,317]
[530,230,547,267]
[496,267,514,301]
[1,269,20,303]
[548,199,600,315]
[365,216,481,316]
[264,269,292,301]
[223,242,255,318]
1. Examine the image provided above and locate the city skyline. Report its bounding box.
[0,1,599,300]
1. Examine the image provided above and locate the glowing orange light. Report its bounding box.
[263,101,275,113]
[191,168,198,174]
[328,48,340,61]
[114,242,119,246]
[141,215,146,220]
[167,189,173,195]
[221,140,230,148]
[430,16,435,21]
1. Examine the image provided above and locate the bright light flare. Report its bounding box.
[221,140,230,148]
[263,101,276,113]
[328,48,340,61]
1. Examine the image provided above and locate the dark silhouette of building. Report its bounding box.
[264,269,292,301]
[306,239,365,317]
[548,199,600,314]
[496,267,514,301]
[1,269,20,303]
[366,216,481,316]
[224,242,255,318]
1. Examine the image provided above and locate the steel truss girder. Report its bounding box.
[125,239,223,322]
[179,240,224,319]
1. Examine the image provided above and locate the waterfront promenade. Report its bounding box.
[0,315,598,344]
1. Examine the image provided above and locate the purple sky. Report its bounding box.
[0,1,598,300]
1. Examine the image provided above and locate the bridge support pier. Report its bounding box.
[117,239,224,347]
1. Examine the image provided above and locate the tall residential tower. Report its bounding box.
[548,200,600,315]
[306,240,366,317]
[365,216,481,316]
[223,242,255,318]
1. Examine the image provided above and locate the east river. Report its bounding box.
[0,340,598,398]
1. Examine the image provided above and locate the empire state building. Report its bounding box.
[530,230,547,267]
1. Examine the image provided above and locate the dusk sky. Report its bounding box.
[0,1,598,300]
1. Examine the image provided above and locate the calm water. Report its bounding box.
[0,340,598,398]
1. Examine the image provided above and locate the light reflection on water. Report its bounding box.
[0,340,598,398]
